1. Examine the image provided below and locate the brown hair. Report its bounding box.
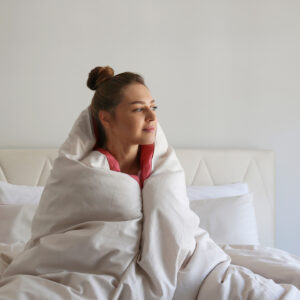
[87,65,146,148]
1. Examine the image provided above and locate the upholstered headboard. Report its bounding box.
[0,148,275,247]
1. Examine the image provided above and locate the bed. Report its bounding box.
[1,147,300,299]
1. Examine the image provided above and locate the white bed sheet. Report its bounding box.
[1,242,300,290]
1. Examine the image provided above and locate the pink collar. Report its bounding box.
[96,145,154,189]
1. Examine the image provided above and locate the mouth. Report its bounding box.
[143,126,155,132]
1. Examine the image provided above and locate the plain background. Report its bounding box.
[0,0,299,256]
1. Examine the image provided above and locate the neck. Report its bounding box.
[104,141,141,174]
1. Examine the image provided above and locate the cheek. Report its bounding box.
[118,114,142,134]
[130,117,143,132]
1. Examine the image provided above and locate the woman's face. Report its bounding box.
[99,83,158,146]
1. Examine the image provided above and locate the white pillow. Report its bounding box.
[0,181,44,205]
[187,182,248,201]
[0,203,38,244]
[189,192,259,245]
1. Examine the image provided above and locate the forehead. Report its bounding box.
[121,83,154,105]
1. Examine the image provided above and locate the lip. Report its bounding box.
[143,126,155,132]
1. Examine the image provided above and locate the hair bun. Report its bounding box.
[86,66,115,91]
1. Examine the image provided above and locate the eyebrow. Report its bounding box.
[129,99,155,105]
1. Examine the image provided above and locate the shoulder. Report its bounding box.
[80,151,109,169]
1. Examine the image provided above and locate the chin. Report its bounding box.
[139,138,155,145]
[135,131,156,145]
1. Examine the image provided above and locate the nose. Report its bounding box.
[145,107,156,122]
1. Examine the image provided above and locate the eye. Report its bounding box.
[133,108,143,112]
[133,106,158,112]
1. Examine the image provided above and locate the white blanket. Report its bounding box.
[0,106,300,300]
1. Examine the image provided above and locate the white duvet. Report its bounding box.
[0,106,300,300]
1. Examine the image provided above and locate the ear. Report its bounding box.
[98,110,113,129]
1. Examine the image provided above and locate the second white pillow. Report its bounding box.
[189,192,259,245]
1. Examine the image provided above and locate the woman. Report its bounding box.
[87,66,158,189]
[0,66,299,300]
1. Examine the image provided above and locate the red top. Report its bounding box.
[90,109,154,189]
[96,145,154,189]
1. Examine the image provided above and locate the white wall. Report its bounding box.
[1,0,299,256]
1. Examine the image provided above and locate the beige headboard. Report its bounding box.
[0,148,275,247]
